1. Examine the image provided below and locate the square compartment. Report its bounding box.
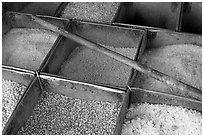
[2,67,35,131]
[2,12,69,71]
[119,88,202,135]
[133,29,202,98]
[42,20,144,89]
[114,2,182,30]
[4,73,129,135]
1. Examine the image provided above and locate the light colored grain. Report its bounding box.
[122,102,202,135]
[58,45,137,87]
[17,91,121,135]
[61,2,119,23]
[2,79,27,129]
[2,28,58,70]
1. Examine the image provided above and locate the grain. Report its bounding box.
[2,79,27,129]
[122,102,202,135]
[17,91,121,135]
[61,2,120,23]
[2,28,58,70]
[58,45,137,87]
[134,44,202,96]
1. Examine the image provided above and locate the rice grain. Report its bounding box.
[17,91,121,135]
[2,79,27,129]
[61,2,119,23]
[122,102,202,135]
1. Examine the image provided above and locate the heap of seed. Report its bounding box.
[134,44,202,95]
[121,102,202,135]
[61,2,120,23]
[58,45,137,87]
[2,28,58,70]
[17,91,121,135]
[2,79,27,129]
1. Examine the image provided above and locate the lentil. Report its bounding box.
[61,2,120,23]
[122,102,202,135]
[17,91,121,135]
[58,45,137,87]
[2,79,27,129]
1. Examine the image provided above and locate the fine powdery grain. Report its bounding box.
[2,28,58,70]
[61,2,119,23]
[2,79,27,129]
[58,46,137,87]
[17,91,121,135]
[134,44,202,95]
[121,103,202,135]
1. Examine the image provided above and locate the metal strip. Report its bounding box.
[130,87,202,112]
[40,73,125,94]
[127,30,147,87]
[176,2,184,32]
[110,2,122,23]
[111,22,160,30]
[114,89,130,135]
[38,19,71,72]
[53,2,68,17]
[71,19,145,32]
[111,2,122,23]
[130,87,201,104]
[5,11,71,22]
[35,71,43,91]
[2,65,35,75]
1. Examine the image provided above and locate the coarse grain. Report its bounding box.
[121,102,202,135]
[61,2,120,23]
[20,2,61,16]
[2,79,27,130]
[134,44,202,96]
[58,45,137,87]
[2,28,58,70]
[17,90,121,135]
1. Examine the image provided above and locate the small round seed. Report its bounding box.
[2,79,27,129]
[61,2,120,23]
[17,91,121,135]
[122,102,202,135]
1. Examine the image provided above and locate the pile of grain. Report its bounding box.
[2,79,27,129]
[58,45,137,87]
[134,44,202,96]
[2,28,58,70]
[20,2,61,16]
[121,102,202,135]
[17,91,121,135]
[61,2,119,23]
